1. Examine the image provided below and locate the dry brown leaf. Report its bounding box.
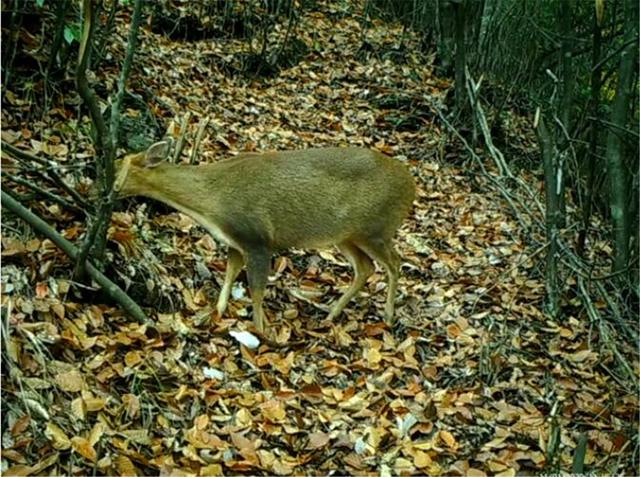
[307,431,330,449]
[5,464,33,476]
[11,415,30,436]
[260,399,286,422]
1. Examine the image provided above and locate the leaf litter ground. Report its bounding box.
[1,3,637,476]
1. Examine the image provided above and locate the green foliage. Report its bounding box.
[63,23,81,45]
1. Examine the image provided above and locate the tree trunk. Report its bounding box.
[605,0,637,273]
[477,0,495,69]
[577,4,603,256]
[45,0,71,77]
[556,0,573,228]
[435,0,454,75]
[453,0,467,113]
[536,112,561,319]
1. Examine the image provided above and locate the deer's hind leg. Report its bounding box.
[355,237,401,324]
[327,241,375,320]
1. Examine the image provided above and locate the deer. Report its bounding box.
[113,141,415,335]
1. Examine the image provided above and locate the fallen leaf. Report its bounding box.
[307,431,330,449]
[71,436,97,462]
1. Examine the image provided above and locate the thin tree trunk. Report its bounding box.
[605,0,637,273]
[436,0,454,74]
[536,112,561,318]
[75,0,144,278]
[453,0,466,113]
[577,5,603,256]
[45,0,71,77]
[477,0,495,69]
[556,0,573,228]
[2,0,23,97]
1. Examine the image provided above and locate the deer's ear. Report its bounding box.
[142,141,171,168]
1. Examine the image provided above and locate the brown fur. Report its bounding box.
[114,142,415,334]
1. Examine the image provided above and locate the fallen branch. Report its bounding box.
[1,189,149,325]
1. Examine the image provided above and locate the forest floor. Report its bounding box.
[1,3,637,476]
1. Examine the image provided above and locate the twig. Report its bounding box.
[587,116,640,139]
[577,275,636,389]
[426,95,542,233]
[469,240,550,315]
[592,35,639,73]
[1,189,149,324]
[2,141,91,210]
[2,174,83,214]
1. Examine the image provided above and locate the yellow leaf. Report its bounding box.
[467,468,487,477]
[84,397,106,412]
[122,394,140,418]
[88,422,105,447]
[30,453,58,474]
[569,349,594,362]
[200,464,223,476]
[55,369,85,392]
[71,397,86,421]
[194,414,209,430]
[261,399,286,422]
[364,347,382,367]
[5,464,33,476]
[439,430,457,449]
[235,408,253,428]
[116,455,138,476]
[45,422,71,450]
[124,350,143,367]
[271,460,294,475]
[413,450,432,468]
[394,457,414,472]
[71,436,97,462]
[119,429,150,445]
